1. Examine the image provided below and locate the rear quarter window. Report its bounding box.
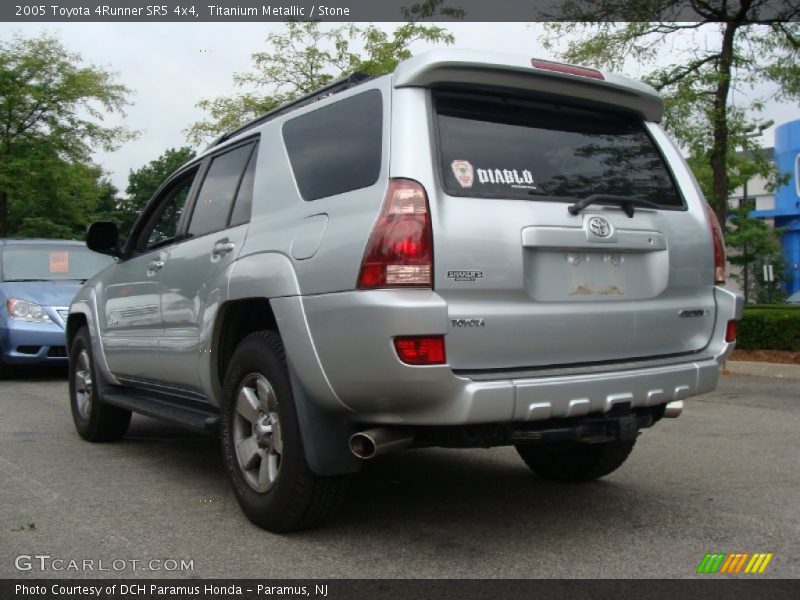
[282,90,382,201]
[188,142,255,237]
[435,90,684,209]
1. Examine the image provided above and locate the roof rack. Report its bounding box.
[207,71,374,149]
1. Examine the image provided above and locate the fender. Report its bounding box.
[68,285,120,386]
[271,295,360,475]
[227,251,301,299]
[225,253,360,475]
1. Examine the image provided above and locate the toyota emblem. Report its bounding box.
[588,216,612,238]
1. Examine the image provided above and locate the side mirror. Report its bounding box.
[86,221,120,257]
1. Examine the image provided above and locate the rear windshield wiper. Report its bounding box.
[567,194,662,218]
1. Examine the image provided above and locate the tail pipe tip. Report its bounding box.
[349,428,415,460]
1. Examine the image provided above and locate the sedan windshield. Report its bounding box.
[2,245,114,282]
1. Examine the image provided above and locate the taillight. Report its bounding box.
[394,336,446,365]
[705,203,726,285]
[531,59,604,80]
[358,179,433,289]
[725,321,738,343]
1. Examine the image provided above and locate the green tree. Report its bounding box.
[0,32,134,237]
[5,140,114,239]
[118,146,196,240]
[186,20,455,144]
[544,2,800,223]
[726,203,786,304]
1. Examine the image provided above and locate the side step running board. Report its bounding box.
[102,388,220,434]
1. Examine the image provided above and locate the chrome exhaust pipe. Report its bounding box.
[349,428,415,460]
[663,400,684,418]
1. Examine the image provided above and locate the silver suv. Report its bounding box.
[68,50,743,532]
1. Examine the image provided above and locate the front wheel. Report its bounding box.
[69,326,131,442]
[0,358,11,379]
[515,438,636,483]
[220,331,348,532]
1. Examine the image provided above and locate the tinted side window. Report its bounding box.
[283,90,382,201]
[229,146,258,227]
[436,91,684,208]
[188,143,254,237]
[141,169,198,251]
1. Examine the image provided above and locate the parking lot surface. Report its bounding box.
[1,370,798,578]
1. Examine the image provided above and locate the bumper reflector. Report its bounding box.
[394,336,446,365]
[725,321,738,343]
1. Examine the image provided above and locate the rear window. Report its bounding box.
[435,90,684,208]
[282,90,382,201]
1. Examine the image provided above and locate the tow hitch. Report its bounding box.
[509,407,656,445]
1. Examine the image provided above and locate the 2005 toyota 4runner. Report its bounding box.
[68,50,743,532]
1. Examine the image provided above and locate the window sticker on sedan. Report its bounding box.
[49,251,69,273]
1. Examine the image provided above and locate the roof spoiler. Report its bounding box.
[392,50,664,122]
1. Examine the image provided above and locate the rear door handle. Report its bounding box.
[212,240,235,256]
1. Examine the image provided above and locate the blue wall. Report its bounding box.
[750,119,800,295]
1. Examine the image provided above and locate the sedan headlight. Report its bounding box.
[7,298,52,323]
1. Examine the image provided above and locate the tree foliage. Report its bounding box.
[544,2,800,224]
[186,19,455,145]
[0,32,135,238]
[726,203,786,304]
[116,146,196,240]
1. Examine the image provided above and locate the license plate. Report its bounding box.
[566,252,626,297]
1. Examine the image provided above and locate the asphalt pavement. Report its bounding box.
[0,369,798,579]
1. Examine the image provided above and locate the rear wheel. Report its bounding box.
[220,330,348,532]
[69,326,131,442]
[515,439,636,482]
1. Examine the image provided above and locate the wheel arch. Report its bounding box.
[211,300,360,477]
[66,312,88,351]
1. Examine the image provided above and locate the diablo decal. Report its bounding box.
[477,167,535,189]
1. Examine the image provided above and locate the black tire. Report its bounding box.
[515,438,636,483]
[220,330,348,533]
[0,358,11,379]
[69,326,131,442]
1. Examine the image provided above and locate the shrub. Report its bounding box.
[736,308,800,351]
[744,303,800,310]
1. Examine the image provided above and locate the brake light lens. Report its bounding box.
[705,203,726,284]
[531,59,604,80]
[725,321,738,343]
[358,179,433,289]
[394,336,446,365]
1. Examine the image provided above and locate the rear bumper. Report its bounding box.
[1,320,68,365]
[296,286,743,426]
